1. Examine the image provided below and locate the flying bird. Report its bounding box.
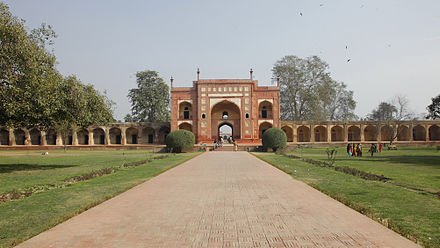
[345,45,348,49]
[347,59,351,63]
[299,12,303,16]
[320,3,324,6]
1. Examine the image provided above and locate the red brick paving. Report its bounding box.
[17,152,419,248]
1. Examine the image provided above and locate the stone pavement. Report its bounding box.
[17,152,419,248]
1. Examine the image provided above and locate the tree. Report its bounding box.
[367,95,414,145]
[0,3,114,138]
[127,71,170,122]
[272,55,356,121]
[53,76,114,146]
[0,3,61,128]
[426,94,440,120]
[367,102,397,121]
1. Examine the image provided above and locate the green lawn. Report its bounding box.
[288,146,440,193]
[0,149,162,194]
[0,150,200,248]
[254,148,440,248]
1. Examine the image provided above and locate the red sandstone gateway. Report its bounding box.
[171,69,280,143]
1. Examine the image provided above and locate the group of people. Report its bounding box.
[368,142,383,157]
[347,142,384,157]
[213,135,235,149]
[346,143,363,157]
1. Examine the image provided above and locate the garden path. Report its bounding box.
[17,151,419,248]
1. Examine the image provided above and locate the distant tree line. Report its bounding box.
[0,3,114,136]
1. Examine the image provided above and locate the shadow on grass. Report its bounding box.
[0,163,76,173]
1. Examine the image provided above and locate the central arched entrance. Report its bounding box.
[211,100,241,140]
[218,122,233,141]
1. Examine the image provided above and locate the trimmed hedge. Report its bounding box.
[262,128,287,152]
[165,130,195,153]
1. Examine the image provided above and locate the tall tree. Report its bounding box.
[127,70,170,122]
[0,3,60,128]
[426,94,440,120]
[367,102,398,121]
[367,96,414,145]
[0,3,114,135]
[272,55,356,121]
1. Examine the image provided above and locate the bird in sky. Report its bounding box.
[347,59,351,63]
[299,12,303,16]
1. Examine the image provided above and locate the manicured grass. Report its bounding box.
[288,146,440,192]
[254,151,440,248]
[0,150,160,194]
[0,150,200,248]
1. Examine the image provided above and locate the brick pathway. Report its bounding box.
[18,152,419,248]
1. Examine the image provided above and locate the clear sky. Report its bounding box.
[4,0,440,120]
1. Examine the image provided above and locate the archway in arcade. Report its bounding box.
[211,100,241,140]
[142,127,155,144]
[14,129,25,145]
[429,125,440,141]
[381,125,393,142]
[158,126,170,144]
[297,126,310,142]
[218,122,233,141]
[93,128,106,145]
[109,127,122,145]
[348,126,360,141]
[331,126,344,142]
[0,129,9,145]
[364,125,377,141]
[30,128,41,145]
[413,125,426,141]
[77,129,89,145]
[259,122,273,139]
[125,127,139,144]
[281,126,293,142]
[314,125,327,142]
[45,129,57,145]
[397,125,410,141]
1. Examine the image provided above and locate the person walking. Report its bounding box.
[379,142,383,152]
[370,143,375,157]
[347,143,352,157]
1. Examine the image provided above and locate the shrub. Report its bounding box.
[262,128,287,152]
[166,130,195,153]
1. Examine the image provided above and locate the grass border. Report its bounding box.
[5,152,202,248]
[250,152,425,247]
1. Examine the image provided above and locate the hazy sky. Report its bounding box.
[4,0,440,120]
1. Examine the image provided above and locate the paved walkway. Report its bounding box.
[18,152,419,248]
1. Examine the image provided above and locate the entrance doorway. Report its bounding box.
[211,100,241,140]
[218,123,233,142]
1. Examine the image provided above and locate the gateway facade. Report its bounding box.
[170,69,280,143]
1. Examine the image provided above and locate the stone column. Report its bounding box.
[154,131,159,144]
[9,128,15,146]
[88,128,94,146]
[310,124,315,142]
[344,124,348,142]
[409,123,413,141]
[426,124,430,141]
[72,130,78,145]
[105,127,110,145]
[56,133,63,146]
[41,131,47,146]
[327,124,331,142]
[121,127,127,145]
[292,124,297,143]
[24,129,31,146]
[360,124,365,142]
